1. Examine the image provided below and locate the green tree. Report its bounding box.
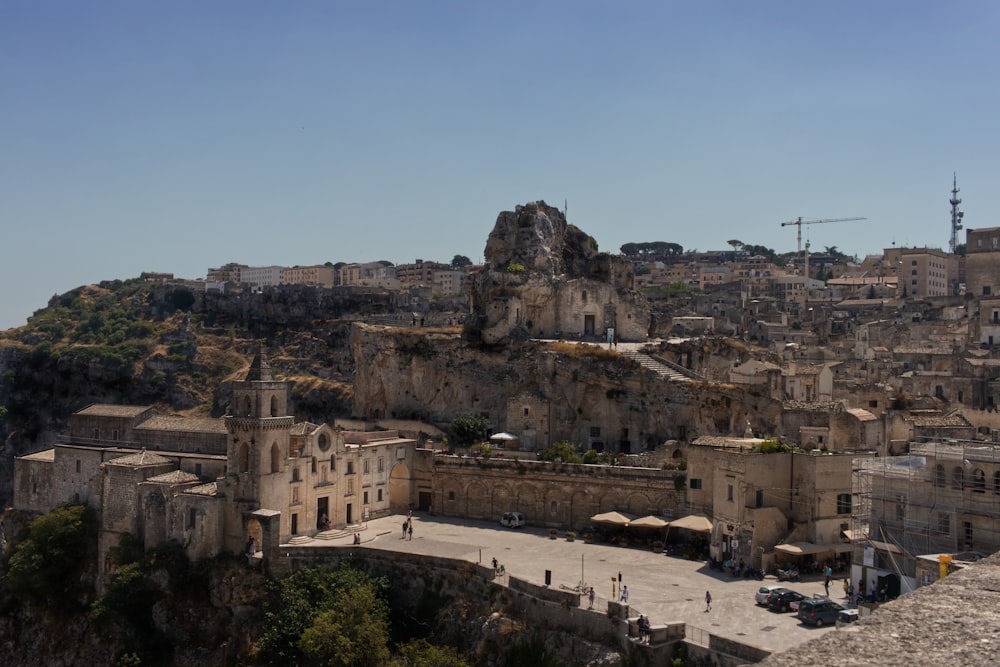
[298,584,391,667]
[450,414,488,446]
[450,254,472,268]
[257,564,389,665]
[3,504,98,605]
[537,440,582,463]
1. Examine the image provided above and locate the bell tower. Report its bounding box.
[224,343,294,544]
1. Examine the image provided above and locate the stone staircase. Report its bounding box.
[621,351,700,382]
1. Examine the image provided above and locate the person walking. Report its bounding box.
[619,584,629,603]
[705,590,712,612]
[588,587,595,609]
[401,519,408,539]
[408,522,413,540]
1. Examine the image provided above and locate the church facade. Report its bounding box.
[13,348,416,582]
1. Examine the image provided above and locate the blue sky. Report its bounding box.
[3,1,1000,330]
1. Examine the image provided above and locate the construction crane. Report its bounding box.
[780,217,867,256]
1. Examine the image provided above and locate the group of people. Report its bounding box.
[401,510,414,540]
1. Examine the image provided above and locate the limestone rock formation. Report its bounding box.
[468,201,651,344]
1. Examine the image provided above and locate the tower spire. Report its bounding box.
[949,173,964,254]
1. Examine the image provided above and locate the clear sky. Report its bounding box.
[3,1,999,330]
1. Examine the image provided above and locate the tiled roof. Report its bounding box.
[911,414,972,428]
[135,415,227,434]
[782,401,840,412]
[846,408,878,422]
[76,404,152,417]
[183,482,218,496]
[107,451,172,466]
[145,470,199,485]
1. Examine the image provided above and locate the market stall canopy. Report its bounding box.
[629,515,669,529]
[590,511,633,526]
[668,514,713,533]
[489,432,518,441]
[774,541,847,556]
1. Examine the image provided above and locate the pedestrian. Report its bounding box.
[705,590,712,611]
[402,519,408,539]
[823,576,829,595]
[588,587,595,609]
[408,522,413,540]
[620,585,629,602]
[246,536,256,556]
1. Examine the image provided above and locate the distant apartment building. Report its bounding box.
[883,247,956,298]
[431,269,467,296]
[966,227,1000,299]
[698,266,732,289]
[238,266,284,288]
[206,263,248,283]
[282,265,335,288]
[338,262,399,288]
[396,259,449,287]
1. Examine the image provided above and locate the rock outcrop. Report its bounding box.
[467,201,651,344]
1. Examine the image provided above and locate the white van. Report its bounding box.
[500,511,526,528]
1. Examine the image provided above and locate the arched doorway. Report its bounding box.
[389,463,412,513]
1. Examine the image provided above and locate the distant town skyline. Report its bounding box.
[4,2,1000,330]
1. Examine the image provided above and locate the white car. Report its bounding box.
[755,584,787,606]
[500,511,526,528]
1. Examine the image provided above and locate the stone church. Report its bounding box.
[13,347,416,582]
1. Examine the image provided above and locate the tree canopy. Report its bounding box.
[620,241,683,261]
[450,414,488,446]
[450,255,472,268]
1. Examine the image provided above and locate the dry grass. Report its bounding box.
[540,341,619,360]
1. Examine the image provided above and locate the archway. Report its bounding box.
[389,463,412,513]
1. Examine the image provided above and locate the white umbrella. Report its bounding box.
[489,432,518,441]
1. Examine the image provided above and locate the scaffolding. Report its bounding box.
[852,440,1000,579]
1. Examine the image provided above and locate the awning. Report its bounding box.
[774,541,834,556]
[629,515,670,529]
[590,511,633,526]
[668,514,713,533]
[868,540,904,555]
[841,529,857,541]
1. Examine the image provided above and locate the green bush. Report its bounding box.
[2,504,97,606]
[537,440,582,464]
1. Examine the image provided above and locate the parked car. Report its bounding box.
[768,589,806,613]
[797,599,845,626]
[837,608,860,624]
[755,585,787,606]
[500,511,526,528]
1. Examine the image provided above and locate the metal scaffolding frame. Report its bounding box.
[852,440,1000,577]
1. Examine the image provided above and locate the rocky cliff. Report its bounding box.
[351,323,783,448]
[467,201,651,344]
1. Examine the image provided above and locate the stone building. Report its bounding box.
[13,347,416,583]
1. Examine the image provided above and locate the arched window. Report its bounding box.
[933,464,946,487]
[244,396,252,417]
[270,395,278,417]
[238,443,250,473]
[951,466,964,490]
[270,442,281,473]
[972,469,986,493]
[550,500,558,515]
[318,434,330,452]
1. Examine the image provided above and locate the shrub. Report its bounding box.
[3,504,98,606]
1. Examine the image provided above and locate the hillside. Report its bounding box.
[0,278,422,505]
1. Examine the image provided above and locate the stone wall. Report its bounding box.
[413,452,684,530]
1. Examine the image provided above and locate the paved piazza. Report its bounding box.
[306,513,847,655]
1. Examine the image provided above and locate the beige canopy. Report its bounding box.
[774,541,844,556]
[629,515,670,529]
[590,511,633,526]
[668,514,713,533]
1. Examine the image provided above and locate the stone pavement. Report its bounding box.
[297,512,847,655]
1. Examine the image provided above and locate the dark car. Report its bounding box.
[797,599,845,626]
[768,589,805,613]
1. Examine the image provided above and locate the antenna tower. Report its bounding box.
[949,173,964,254]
